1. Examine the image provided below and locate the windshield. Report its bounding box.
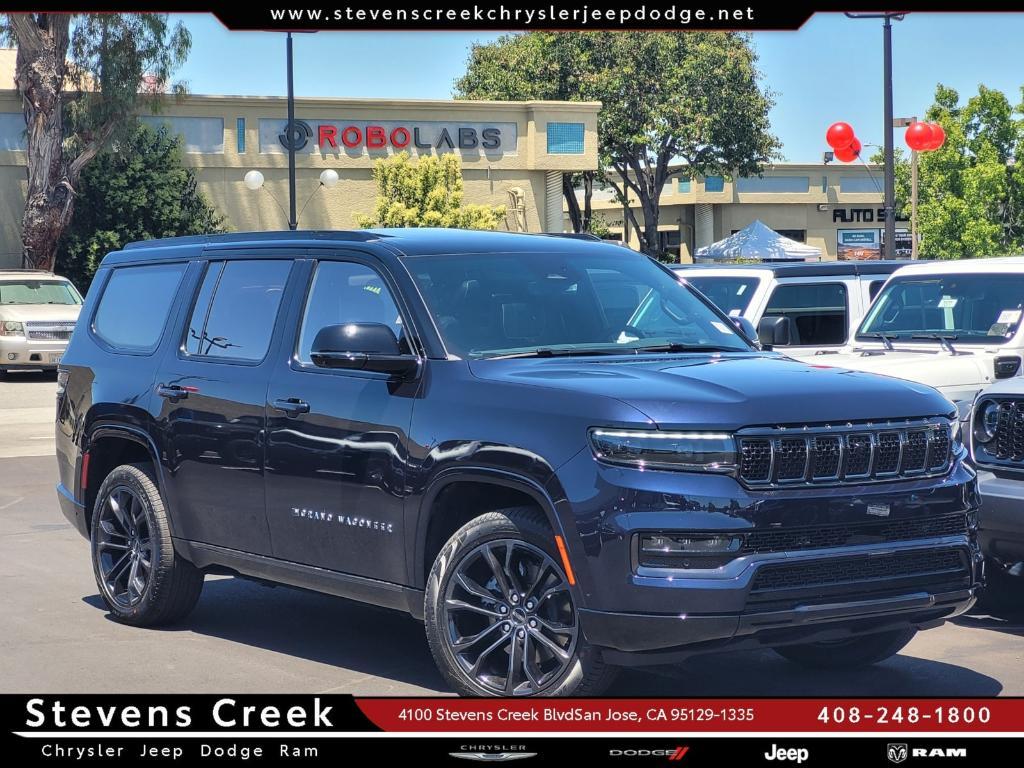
[858,273,1024,344]
[684,275,761,316]
[405,249,751,358]
[0,279,82,306]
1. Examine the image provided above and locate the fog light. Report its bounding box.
[640,534,742,555]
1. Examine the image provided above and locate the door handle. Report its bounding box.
[273,397,310,417]
[157,384,198,400]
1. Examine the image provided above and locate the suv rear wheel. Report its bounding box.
[424,507,616,696]
[773,628,917,669]
[90,463,204,626]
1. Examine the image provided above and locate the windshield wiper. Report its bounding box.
[631,342,744,354]
[483,347,631,360]
[860,331,899,350]
[911,333,959,353]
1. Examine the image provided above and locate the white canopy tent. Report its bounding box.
[694,219,822,263]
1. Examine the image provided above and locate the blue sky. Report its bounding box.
[173,12,1024,162]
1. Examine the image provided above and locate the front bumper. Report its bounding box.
[0,336,67,369]
[976,469,1024,567]
[553,450,981,661]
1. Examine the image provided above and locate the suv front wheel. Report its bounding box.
[90,463,204,626]
[424,507,616,696]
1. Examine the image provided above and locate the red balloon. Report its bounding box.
[924,122,946,151]
[905,121,933,152]
[835,137,862,163]
[826,122,856,150]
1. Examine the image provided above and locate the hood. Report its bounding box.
[819,346,991,391]
[0,304,81,322]
[468,352,954,430]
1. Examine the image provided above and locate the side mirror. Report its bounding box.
[757,316,798,347]
[310,323,419,378]
[730,316,760,348]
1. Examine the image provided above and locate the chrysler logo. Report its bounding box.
[887,744,908,764]
[449,753,537,762]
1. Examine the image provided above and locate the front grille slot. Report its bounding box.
[25,321,75,341]
[637,513,970,569]
[991,400,1024,463]
[751,549,968,594]
[738,421,953,488]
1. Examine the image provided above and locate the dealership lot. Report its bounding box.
[1,374,1022,696]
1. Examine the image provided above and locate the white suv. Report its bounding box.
[0,270,83,374]
[820,257,1024,411]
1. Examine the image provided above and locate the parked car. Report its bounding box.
[0,269,83,373]
[819,257,1024,411]
[969,382,1024,608]
[674,261,907,358]
[57,230,980,697]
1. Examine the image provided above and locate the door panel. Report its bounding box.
[156,257,296,555]
[265,258,418,583]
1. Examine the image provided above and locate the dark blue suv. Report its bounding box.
[55,229,981,696]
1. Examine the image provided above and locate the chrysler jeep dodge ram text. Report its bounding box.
[56,229,981,696]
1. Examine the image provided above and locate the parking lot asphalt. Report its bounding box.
[1,373,1022,696]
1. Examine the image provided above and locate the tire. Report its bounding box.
[90,463,204,626]
[773,628,918,669]
[976,561,1023,616]
[424,506,616,696]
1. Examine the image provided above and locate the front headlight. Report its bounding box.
[973,399,1002,445]
[589,428,736,472]
[0,320,24,337]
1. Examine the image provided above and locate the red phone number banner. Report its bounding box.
[356,698,1022,732]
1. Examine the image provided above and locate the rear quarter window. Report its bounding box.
[93,263,187,352]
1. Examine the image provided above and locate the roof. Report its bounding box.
[675,260,913,278]
[887,256,1024,278]
[116,228,641,261]
[0,270,67,279]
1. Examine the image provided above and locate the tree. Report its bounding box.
[883,84,1024,260]
[355,152,506,230]
[455,32,780,256]
[56,124,225,290]
[1,13,190,270]
[455,32,600,234]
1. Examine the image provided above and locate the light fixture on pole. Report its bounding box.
[243,168,340,229]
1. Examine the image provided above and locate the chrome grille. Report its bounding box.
[25,321,75,341]
[737,420,954,487]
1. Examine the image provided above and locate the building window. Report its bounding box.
[839,175,882,194]
[704,175,725,193]
[0,113,26,151]
[546,122,584,154]
[236,117,246,153]
[140,116,224,154]
[677,177,691,193]
[821,175,828,193]
[735,176,810,193]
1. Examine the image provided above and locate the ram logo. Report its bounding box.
[887,744,908,764]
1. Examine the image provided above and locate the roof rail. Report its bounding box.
[124,230,385,250]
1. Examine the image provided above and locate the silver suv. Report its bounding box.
[0,270,83,374]
[970,380,1024,606]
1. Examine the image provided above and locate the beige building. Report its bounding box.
[589,163,905,262]
[0,48,600,268]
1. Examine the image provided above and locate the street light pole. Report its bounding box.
[845,12,905,258]
[882,15,895,258]
[286,32,298,231]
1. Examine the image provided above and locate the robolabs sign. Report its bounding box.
[260,118,517,155]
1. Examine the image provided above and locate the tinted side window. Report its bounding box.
[764,282,848,346]
[297,261,406,363]
[185,260,291,362]
[93,263,186,351]
[869,279,886,301]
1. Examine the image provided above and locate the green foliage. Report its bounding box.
[881,84,1024,260]
[355,152,506,230]
[56,124,224,289]
[455,32,779,254]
